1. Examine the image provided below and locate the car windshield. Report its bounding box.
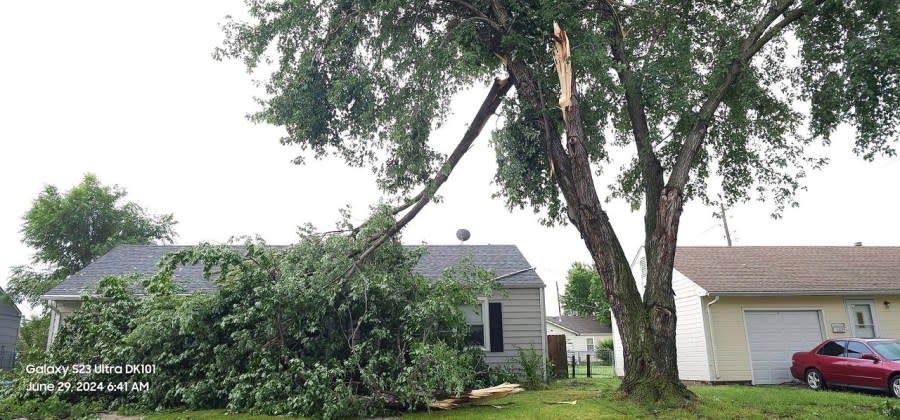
[870,341,900,361]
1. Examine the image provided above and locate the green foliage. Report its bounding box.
[515,346,545,390]
[595,339,614,365]
[7,173,176,305]
[6,214,500,418]
[218,0,897,221]
[0,395,102,420]
[882,400,900,418]
[561,262,610,326]
[597,338,614,350]
[15,315,50,364]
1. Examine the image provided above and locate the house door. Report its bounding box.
[847,301,878,338]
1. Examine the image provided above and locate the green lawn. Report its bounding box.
[146,378,897,419]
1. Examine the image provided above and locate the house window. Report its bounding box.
[846,300,878,338]
[460,301,489,349]
[586,337,595,353]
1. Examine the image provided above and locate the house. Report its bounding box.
[0,286,23,370]
[613,246,900,385]
[545,315,611,362]
[42,244,548,369]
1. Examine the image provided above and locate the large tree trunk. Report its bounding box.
[502,51,693,405]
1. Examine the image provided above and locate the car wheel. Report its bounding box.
[890,375,900,398]
[806,368,825,391]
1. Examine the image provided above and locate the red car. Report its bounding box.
[791,338,900,396]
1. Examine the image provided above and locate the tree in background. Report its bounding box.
[561,262,610,326]
[15,316,49,363]
[6,173,176,305]
[218,0,898,402]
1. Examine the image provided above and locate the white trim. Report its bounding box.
[706,296,721,380]
[467,298,490,351]
[741,308,826,385]
[705,290,900,296]
[845,299,880,338]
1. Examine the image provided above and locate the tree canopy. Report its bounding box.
[561,262,610,326]
[216,0,897,217]
[6,174,177,304]
[218,0,899,402]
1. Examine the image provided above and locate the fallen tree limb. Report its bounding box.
[343,77,512,279]
[429,382,524,410]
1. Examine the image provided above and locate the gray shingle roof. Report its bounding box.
[546,315,611,335]
[43,244,543,298]
[674,246,900,294]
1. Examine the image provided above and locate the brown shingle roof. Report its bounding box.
[674,246,900,294]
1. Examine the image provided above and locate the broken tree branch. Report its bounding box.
[342,77,512,280]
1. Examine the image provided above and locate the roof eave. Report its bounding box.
[705,289,900,297]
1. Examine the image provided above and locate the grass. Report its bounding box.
[144,378,897,419]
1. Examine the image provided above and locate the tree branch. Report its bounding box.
[666,0,821,191]
[343,77,512,280]
[441,0,502,33]
[595,1,665,235]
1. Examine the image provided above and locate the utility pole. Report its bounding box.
[719,202,733,247]
[556,282,563,316]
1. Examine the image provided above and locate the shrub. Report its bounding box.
[516,345,546,390]
[596,338,614,365]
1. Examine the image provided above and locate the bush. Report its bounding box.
[4,211,501,418]
[596,338,614,365]
[516,345,546,390]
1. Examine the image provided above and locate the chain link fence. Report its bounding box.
[566,348,615,378]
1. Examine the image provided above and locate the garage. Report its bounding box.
[744,310,824,384]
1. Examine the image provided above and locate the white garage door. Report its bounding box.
[745,310,824,385]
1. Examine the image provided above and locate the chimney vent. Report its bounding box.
[854,242,863,247]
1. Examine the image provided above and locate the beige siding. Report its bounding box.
[704,295,900,382]
[484,288,546,367]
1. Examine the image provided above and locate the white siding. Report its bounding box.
[47,300,82,348]
[671,269,710,381]
[613,249,711,381]
[544,324,609,352]
[483,287,546,368]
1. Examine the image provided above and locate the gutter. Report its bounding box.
[706,295,721,380]
[704,289,900,296]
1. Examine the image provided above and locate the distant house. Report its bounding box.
[42,244,548,370]
[546,315,611,362]
[0,287,22,370]
[613,246,900,385]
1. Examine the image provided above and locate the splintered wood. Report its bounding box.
[428,382,524,410]
[553,21,572,122]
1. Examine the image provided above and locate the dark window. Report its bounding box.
[818,340,847,357]
[846,341,870,359]
[465,325,485,347]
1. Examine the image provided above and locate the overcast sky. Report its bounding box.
[2,2,898,318]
